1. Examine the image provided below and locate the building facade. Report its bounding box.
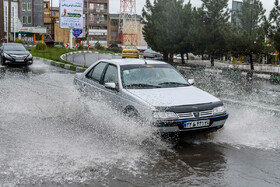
[18,0,46,43]
[3,0,21,42]
[0,0,4,43]
[84,0,109,46]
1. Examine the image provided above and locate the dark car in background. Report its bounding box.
[0,43,33,66]
[143,49,163,60]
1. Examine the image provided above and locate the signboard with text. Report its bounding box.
[60,0,83,29]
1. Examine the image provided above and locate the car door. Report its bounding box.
[83,61,108,98]
[101,64,123,109]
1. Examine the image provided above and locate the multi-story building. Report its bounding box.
[3,0,21,42]
[18,0,46,43]
[43,0,59,39]
[232,0,242,25]
[0,0,4,43]
[84,0,109,46]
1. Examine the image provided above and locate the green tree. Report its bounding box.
[142,0,189,63]
[200,0,230,66]
[189,7,208,60]
[270,0,280,54]
[230,0,266,70]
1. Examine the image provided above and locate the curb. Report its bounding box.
[34,57,87,72]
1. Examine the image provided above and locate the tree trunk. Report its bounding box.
[210,56,215,67]
[202,54,204,60]
[186,53,189,61]
[163,52,168,62]
[249,53,254,70]
[181,53,185,64]
[169,53,174,63]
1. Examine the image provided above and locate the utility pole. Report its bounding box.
[0,0,4,44]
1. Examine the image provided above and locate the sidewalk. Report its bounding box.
[174,60,280,75]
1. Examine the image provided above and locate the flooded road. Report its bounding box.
[0,60,279,186]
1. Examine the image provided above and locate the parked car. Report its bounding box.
[122,46,139,58]
[0,43,33,66]
[73,59,228,134]
[143,49,163,59]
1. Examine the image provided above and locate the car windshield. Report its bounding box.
[121,64,189,89]
[4,45,27,51]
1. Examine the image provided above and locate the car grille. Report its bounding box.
[11,55,27,60]
[177,110,213,119]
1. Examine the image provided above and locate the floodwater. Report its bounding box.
[0,61,279,186]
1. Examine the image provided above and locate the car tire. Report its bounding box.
[1,57,5,66]
[124,107,139,119]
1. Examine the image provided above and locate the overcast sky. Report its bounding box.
[53,0,275,17]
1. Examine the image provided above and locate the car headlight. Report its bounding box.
[3,53,12,59]
[153,111,178,120]
[26,54,32,59]
[213,106,226,115]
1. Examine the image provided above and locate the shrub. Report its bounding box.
[14,38,24,44]
[94,41,104,50]
[36,40,47,50]
[78,43,84,50]
[106,42,122,53]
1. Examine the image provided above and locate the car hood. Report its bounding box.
[126,86,220,107]
[4,51,30,55]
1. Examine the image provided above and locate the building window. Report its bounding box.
[90,3,94,10]
[44,3,48,9]
[27,2,31,11]
[89,13,94,21]
[111,20,117,26]
[22,3,26,11]
[28,16,31,24]
[22,16,26,24]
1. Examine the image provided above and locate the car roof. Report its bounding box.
[3,43,24,46]
[101,59,168,66]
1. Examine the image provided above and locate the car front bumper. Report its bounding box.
[155,114,228,133]
[4,57,33,65]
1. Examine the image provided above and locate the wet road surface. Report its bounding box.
[0,60,279,186]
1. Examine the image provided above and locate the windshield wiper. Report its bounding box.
[158,82,189,86]
[125,84,161,88]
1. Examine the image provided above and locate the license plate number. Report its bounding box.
[184,120,210,129]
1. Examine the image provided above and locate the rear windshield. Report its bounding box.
[125,46,137,49]
[4,45,27,51]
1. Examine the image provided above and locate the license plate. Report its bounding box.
[184,120,210,129]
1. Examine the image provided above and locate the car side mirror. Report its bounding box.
[188,79,195,85]
[105,82,118,90]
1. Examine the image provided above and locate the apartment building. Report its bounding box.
[0,0,4,43]
[2,0,21,42]
[84,0,109,46]
[18,0,46,43]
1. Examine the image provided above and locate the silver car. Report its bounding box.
[73,59,228,133]
[143,49,163,60]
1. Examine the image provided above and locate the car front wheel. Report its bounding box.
[0,56,5,66]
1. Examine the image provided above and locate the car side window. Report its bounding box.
[103,65,118,85]
[86,62,107,83]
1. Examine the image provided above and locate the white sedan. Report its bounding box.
[74,59,228,133]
